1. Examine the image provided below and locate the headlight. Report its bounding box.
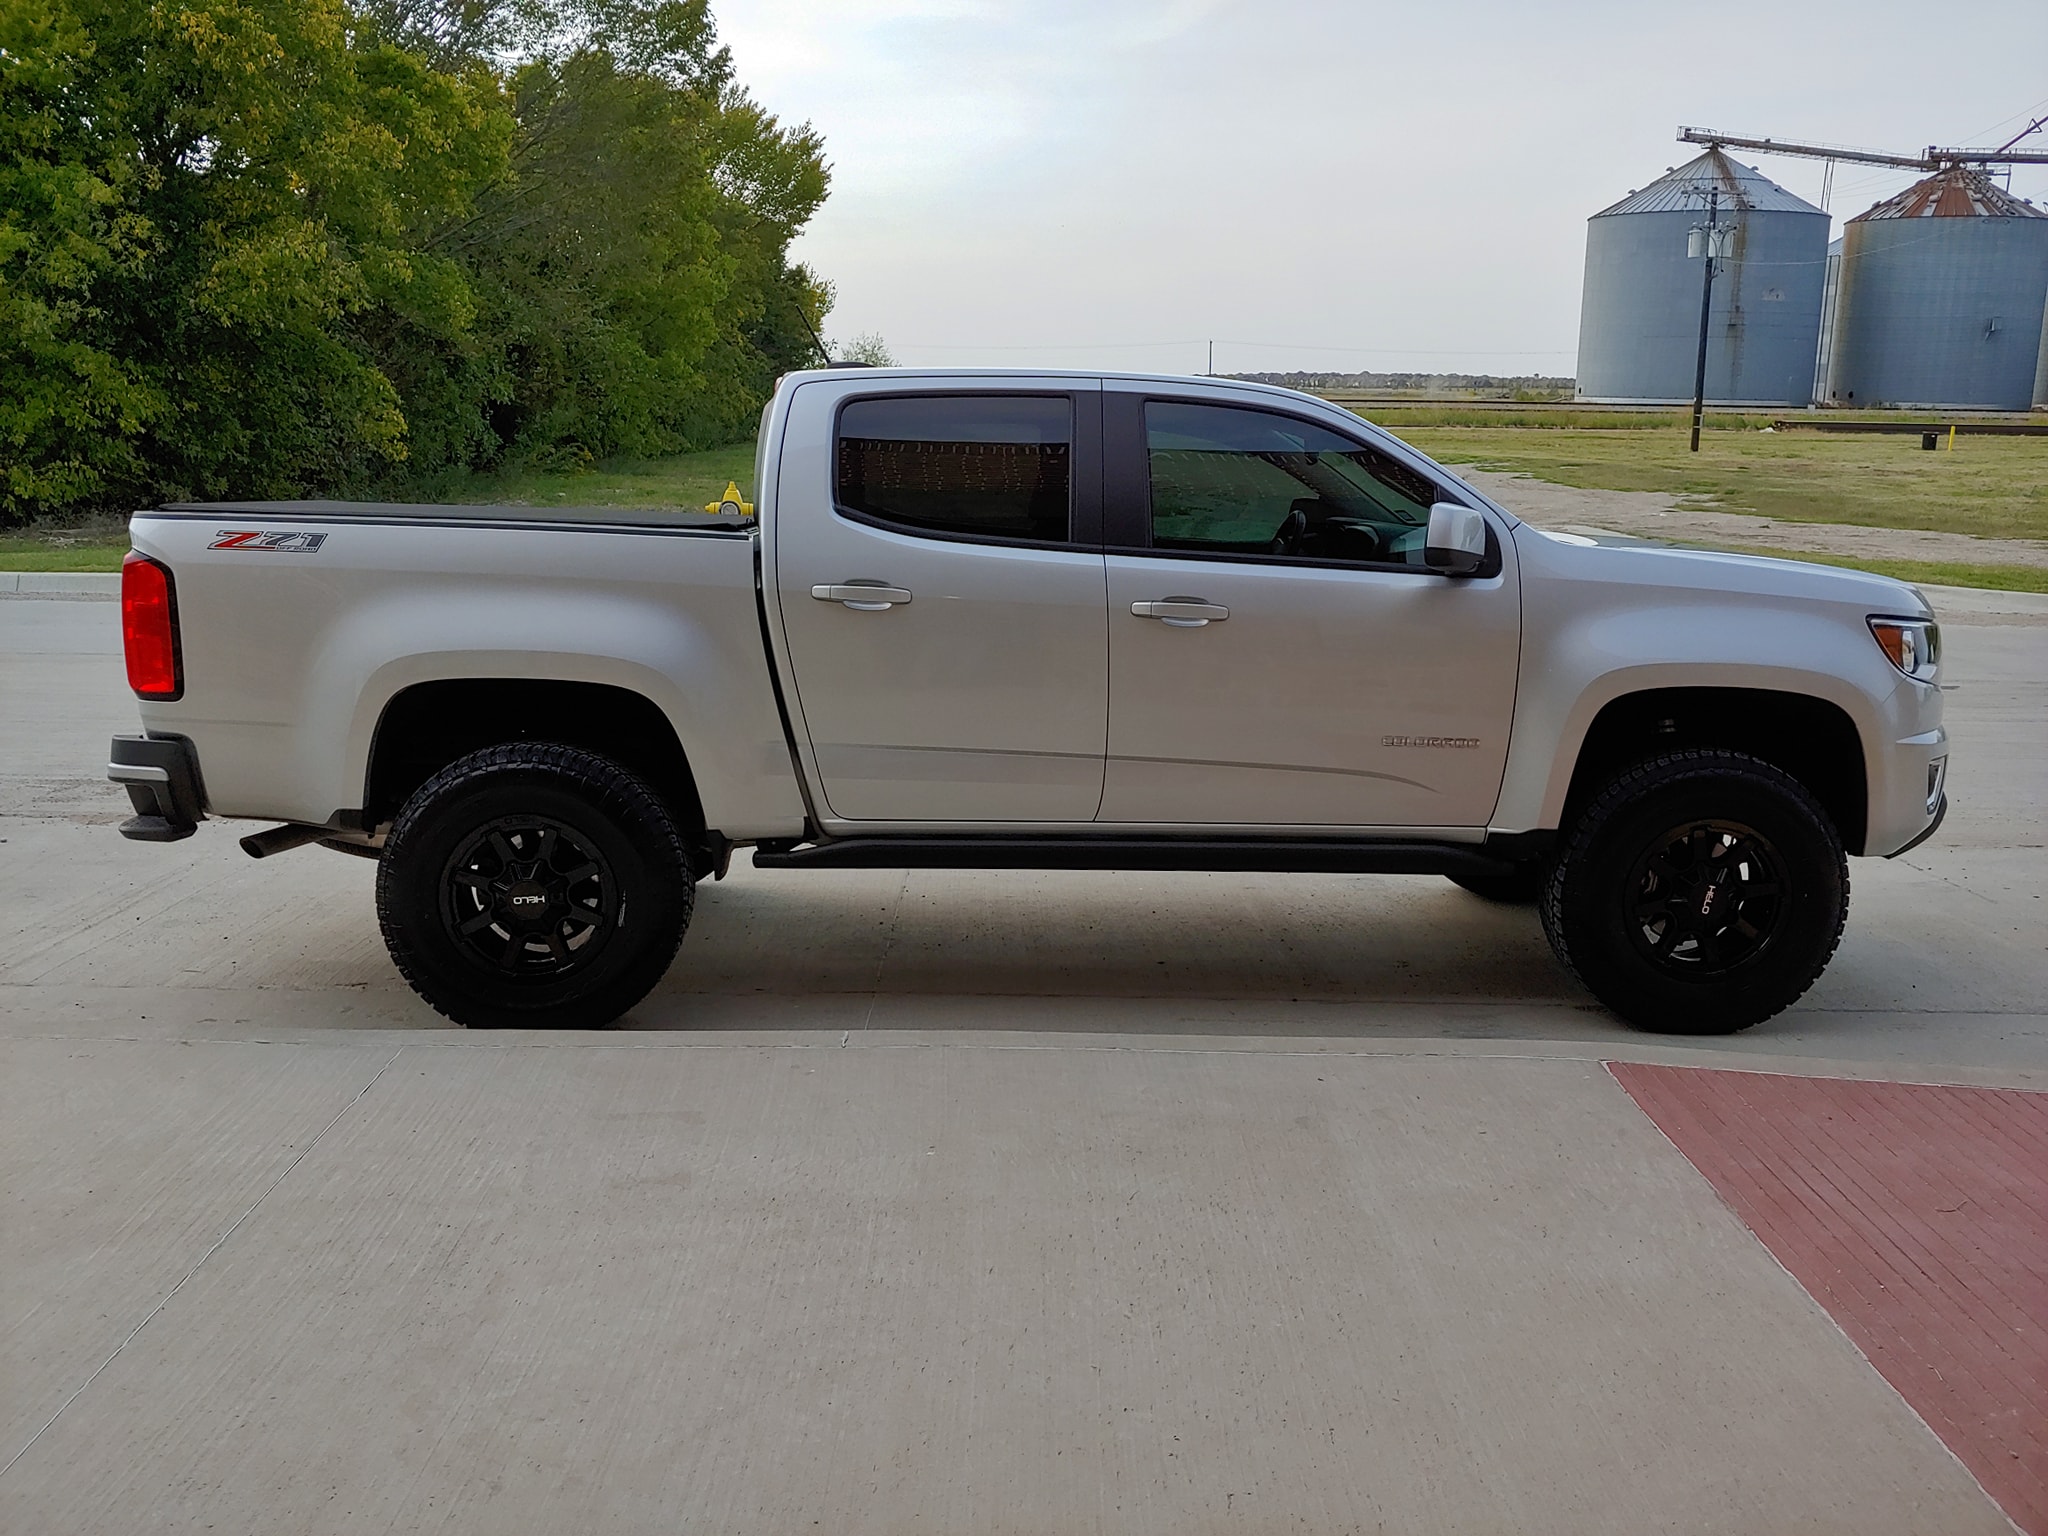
[1869,616,1940,682]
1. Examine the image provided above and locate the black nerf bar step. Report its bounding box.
[752,836,1520,877]
[108,733,206,842]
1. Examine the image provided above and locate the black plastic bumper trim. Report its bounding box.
[1886,792,1948,858]
[752,836,1516,877]
[118,814,196,843]
[110,733,205,841]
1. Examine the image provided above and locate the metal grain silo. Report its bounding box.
[1815,236,1845,395]
[1824,168,2048,410]
[2033,291,2048,408]
[1577,148,1829,405]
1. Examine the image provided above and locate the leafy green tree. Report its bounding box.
[2,0,512,516]
[407,0,828,469]
[834,331,896,367]
[1,1,166,513]
[0,0,831,521]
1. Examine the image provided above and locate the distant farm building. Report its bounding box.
[1576,149,1830,406]
[1822,167,2048,411]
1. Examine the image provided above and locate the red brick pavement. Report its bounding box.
[1611,1063,2048,1535]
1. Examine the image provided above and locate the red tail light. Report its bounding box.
[122,552,183,699]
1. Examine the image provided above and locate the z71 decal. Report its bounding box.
[209,530,329,553]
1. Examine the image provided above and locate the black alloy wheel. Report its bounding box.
[1541,749,1847,1034]
[442,817,618,979]
[377,743,693,1029]
[1621,819,1787,975]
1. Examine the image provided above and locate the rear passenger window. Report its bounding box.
[837,395,1071,543]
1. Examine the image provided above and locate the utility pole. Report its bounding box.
[1688,186,1721,453]
[1207,340,1214,376]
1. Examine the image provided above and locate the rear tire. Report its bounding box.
[1540,750,1847,1034]
[376,743,693,1029]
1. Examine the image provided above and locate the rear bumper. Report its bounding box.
[109,734,207,842]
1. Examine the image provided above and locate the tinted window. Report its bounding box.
[838,395,1071,542]
[1146,401,1445,566]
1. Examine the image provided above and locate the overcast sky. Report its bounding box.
[713,1,2048,377]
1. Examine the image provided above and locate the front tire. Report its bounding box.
[1540,750,1847,1034]
[376,744,693,1029]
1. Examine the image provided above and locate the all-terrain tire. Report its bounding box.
[1540,750,1847,1034]
[376,743,693,1029]
[1447,863,1546,904]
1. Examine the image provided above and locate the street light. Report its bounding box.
[1686,187,1732,452]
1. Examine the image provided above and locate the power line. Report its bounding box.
[1955,94,2048,148]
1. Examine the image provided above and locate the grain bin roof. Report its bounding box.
[1849,165,2045,220]
[1592,147,1824,218]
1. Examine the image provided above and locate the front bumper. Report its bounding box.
[1888,791,1947,858]
[109,734,207,842]
[1866,721,1947,857]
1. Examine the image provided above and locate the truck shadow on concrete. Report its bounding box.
[10,821,1947,1050]
[625,867,1979,1055]
[618,866,1633,1041]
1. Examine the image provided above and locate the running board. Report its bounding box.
[751,837,1516,877]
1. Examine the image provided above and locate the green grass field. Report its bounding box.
[1381,419,2048,543]
[398,443,757,511]
[0,534,133,572]
[1674,550,2048,593]
[1349,407,1786,431]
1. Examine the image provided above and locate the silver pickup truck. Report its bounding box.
[110,369,1948,1033]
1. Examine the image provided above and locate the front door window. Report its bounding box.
[1146,401,1444,567]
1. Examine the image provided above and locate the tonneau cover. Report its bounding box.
[153,500,746,531]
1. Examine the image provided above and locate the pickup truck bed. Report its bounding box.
[120,500,801,841]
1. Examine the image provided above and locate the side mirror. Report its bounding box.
[1424,502,1487,576]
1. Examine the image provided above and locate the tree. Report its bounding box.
[0,0,831,521]
[834,332,896,367]
[1,0,167,513]
[419,6,828,467]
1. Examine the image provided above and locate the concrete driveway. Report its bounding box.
[3,586,2044,1534]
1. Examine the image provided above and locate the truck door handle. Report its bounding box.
[1132,597,1229,627]
[813,582,912,611]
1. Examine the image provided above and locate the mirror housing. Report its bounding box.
[1424,502,1487,576]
